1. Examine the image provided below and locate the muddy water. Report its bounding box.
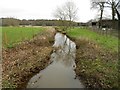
[27,33,84,88]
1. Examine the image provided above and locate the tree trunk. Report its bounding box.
[112,3,115,20]
[99,9,103,29]
[115,8,120,31]
[99,3,104,29]
[112,1,115,29]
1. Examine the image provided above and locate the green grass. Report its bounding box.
[67,27,119,88]
[67,27,118,52]
[2,27,44,48]
[77,57,118,88]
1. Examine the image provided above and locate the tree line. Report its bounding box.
[1,18,77,27]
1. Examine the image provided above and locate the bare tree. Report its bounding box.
[106,0,120,29]
[106,0,120,20]
[91,0,106,28]
[54,7,67,21]
[116,2,120,30]
[64,1,78,27]
[54,6,68,30]
[116,1,120,19]
[54,1,78,30]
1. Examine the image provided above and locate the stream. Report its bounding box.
[27,32,84,88]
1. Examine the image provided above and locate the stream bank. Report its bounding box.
[2,27,56,88]
[66,36,118,88]
[27,32,84,88]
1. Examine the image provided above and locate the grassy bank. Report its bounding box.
[67,27,118,88]
[2,27,55,88]
[2,27,44,48]
[67,27,118,52]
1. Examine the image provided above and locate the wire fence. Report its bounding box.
[91,27,118,37]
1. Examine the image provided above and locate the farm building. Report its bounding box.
[77,22,88,26]
[87,19,119,30]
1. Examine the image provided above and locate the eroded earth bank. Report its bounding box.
[2,27,55,88]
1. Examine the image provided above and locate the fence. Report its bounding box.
[91,27,118,37]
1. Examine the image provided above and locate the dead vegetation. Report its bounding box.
[2,27,55,88]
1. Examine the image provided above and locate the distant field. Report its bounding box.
[67,27,118,52]
[2,27,44,47]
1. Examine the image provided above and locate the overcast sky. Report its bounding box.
[0,0,99,22]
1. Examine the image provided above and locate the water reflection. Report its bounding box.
[27,33,84,88]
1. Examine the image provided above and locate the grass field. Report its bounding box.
[2,27,44,48]
[67,27,118,52]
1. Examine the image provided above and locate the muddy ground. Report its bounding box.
[71,38,118,88]
[2,27,56,88]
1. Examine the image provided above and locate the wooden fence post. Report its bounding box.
[105,29,107,37]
